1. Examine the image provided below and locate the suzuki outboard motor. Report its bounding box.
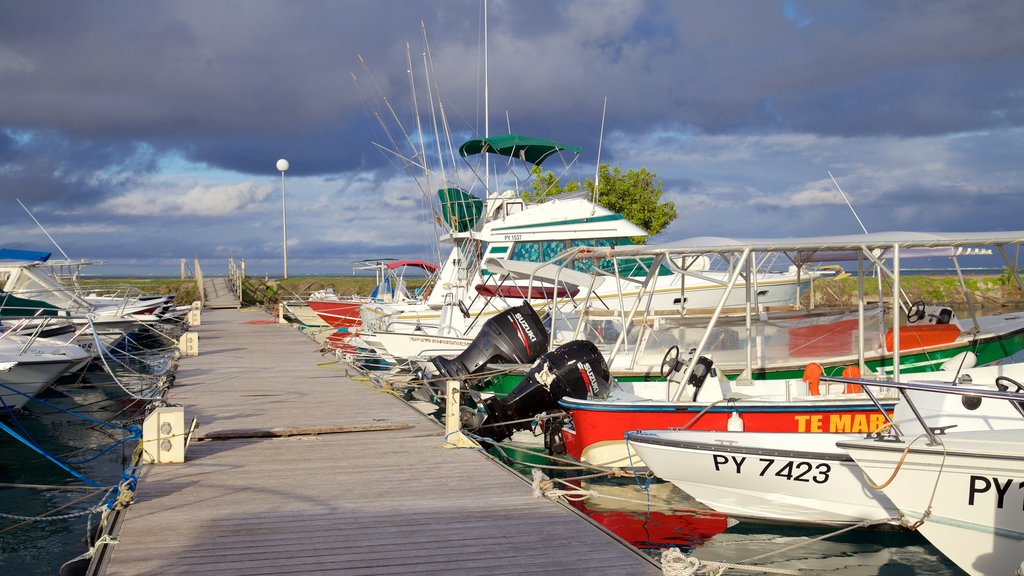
[431,302,548,383]
[471,339,610,443]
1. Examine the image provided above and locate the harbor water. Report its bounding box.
[1,331,175,576]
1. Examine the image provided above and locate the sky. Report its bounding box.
[1,1,1022,276]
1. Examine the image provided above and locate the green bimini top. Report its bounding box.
[458,134,581,167]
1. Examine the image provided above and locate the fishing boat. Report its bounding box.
[835,376,1024,576]
[361,135,810,366]
[457,231,1024,468]
[623,361,1024,527]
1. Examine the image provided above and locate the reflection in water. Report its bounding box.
[524,467,966,575]
[0,360,160,576]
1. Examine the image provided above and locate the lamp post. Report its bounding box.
[276,158,289,279]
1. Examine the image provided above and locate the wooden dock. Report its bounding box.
[87,308,661,575]
[202,277,241,309]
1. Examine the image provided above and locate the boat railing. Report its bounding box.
[0,313,89,353]
[822,374,1024,445]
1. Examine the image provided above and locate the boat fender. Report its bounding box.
[727,411,744,432]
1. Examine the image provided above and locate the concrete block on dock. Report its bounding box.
[189,301,202,326]
[142,407,188,464]
[179,332,199,356]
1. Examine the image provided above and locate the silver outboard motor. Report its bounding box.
[470,339,610,443]
[431,302,549,385]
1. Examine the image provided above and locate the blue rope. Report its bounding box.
[0,382,142,487]
[106,471,139,510]
[1,393,43,450]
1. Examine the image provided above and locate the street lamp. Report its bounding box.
[276,158,289,279]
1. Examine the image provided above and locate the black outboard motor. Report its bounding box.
[471,339,610,443]
[431,302,549,384]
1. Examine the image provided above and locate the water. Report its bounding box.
[0,330,176,576]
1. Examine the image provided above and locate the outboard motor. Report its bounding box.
[470,339,610,443]
[431,302,548,384]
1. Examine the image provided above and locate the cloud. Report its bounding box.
[0,1,1022,274]
[100,179,275,217]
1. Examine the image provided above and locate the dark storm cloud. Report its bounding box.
[3,1,1022,172]
[1,0,1022,272]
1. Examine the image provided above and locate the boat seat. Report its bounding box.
[884,323,961,352]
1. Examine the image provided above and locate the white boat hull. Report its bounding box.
[840,430,1024,576]
[628,430,900,525]
[0,340,93,410]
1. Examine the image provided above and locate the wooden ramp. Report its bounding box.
[88,308,660,576]
[202,276,240,309]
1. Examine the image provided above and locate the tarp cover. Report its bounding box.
[0,248,51,262]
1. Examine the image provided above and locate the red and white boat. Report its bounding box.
[307,259,437,352]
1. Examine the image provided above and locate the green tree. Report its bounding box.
[525,164,677,244]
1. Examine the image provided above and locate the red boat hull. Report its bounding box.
[561,400,895,464]
[307,300,363,329]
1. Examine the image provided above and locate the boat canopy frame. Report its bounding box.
[552,230,1024,400]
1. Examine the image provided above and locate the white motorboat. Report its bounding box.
[837,377,1024,576]
[623,361,1024,527]
[0,333,94,410]
[362,135,810,365]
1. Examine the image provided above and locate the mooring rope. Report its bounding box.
[662,547,831,576]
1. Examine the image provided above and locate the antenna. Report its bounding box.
[17,198,70,260]
[827,170,868,234]
[593,97,608,205]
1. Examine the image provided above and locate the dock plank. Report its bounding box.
[91,308,660,575]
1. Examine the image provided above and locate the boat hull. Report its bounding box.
[839,431,1024,576]
[307,300,364,329]
[627,430,900,525]
[562,397,894,468]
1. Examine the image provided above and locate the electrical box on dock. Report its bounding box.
[142,407,188,464]
[189,301,202,326]
[179,332,199,356]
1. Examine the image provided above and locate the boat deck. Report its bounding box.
[88,308,659,575]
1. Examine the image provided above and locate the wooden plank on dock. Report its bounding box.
[90,308,661,576]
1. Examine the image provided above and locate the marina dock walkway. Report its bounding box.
[89,308,661,575]
[202,276,241,309]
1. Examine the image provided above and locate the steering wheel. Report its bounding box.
[660,345,682,378]
[906,300,927,324]
[995,376,1024,393]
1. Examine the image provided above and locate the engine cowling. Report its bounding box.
[471,339,609,442]
[431,302,548,384]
